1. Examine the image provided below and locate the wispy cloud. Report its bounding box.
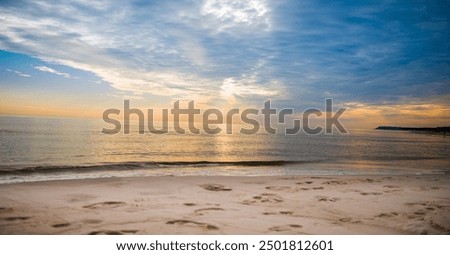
[5,68,30,77]
[34,66,71,78]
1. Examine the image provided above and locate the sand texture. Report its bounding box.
[0,175,449,234]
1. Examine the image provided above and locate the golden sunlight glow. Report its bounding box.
[341,101,450,129]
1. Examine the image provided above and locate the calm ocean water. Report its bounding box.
[0,116,449,183]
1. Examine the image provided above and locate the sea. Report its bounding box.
[0,116,449,184]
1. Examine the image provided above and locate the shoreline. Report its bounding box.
[0,174,449,234]
[2,160,448,185]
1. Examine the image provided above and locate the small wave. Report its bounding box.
[0,160,317,175]
[0,129,24,134]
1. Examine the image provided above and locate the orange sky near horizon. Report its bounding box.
[1,96,449,130]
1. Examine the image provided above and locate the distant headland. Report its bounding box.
[375,126,450,135]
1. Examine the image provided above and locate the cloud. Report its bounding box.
[0,0,448,115]
[34,66,71,78]
[201,0,271,33]
[5,68,30,77]
[0,0,284,105]
[221,74,284,105]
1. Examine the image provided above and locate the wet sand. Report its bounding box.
[0,175,449,234]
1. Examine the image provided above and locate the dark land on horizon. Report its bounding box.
[376,126,450,135]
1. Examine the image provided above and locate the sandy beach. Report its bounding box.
[0,175,449,234]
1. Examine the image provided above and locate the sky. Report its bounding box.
[0,0,449,128]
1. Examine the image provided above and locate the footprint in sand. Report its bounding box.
[376,212,399,218]
[405,202,432,207]
[243,193,284,205]
[262,210,293,215]
[51,223,71,228]
[0,207,14,213]
[317,196,340,202]
[184,203,197,206]
[83,201,126,209]
[383,189,403,193]
[166,220,219,230]
[360,192,383,196]
[383,185,400,188]
[2,216,30,221]
[265,186,291,191]
[121,230,139,234]
[199,184,232,191]
[296,181,314,185]
[194,208,225,215]
[382,185,403,193]
[299,186,324,191]
[269,224,303,233]
[414,210,427,216]
[364,178,381,183]
[88,230,138,235]
[338,218,361,224]
[323,180,347,185]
